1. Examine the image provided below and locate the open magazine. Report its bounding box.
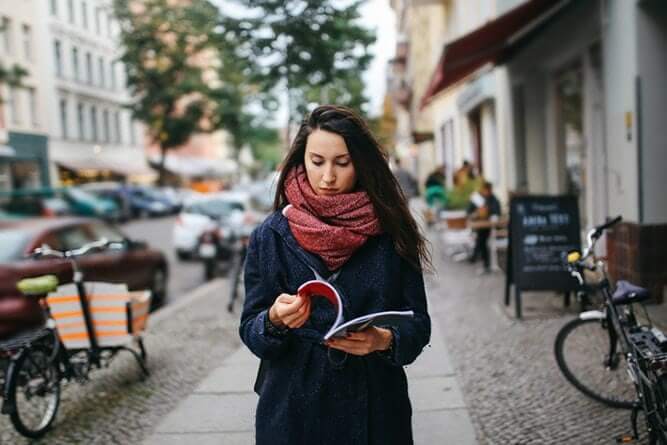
[297,280,414,341]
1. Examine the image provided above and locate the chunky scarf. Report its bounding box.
[283,165,382,271]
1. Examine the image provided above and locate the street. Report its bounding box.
[119,215,207,306]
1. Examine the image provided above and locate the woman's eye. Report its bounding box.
[312,160,324,166]
[336,162,350,167]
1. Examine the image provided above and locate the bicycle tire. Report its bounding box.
[555,317,635,409]
[6,346,61,438]
[227,253,245,313]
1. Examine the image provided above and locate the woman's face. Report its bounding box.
[304,129,357,196]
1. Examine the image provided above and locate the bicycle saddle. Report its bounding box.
[612,280,650,305]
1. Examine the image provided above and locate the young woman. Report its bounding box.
[239,105,432,445]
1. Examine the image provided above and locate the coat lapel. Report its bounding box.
[267,211,334,280]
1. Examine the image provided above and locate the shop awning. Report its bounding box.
[53,151,156,179]
[421,0,572,108]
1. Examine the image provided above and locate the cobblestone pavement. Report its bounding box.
[0,279,242,444]
[426,230,645,445]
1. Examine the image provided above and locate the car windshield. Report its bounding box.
[186,199,243,218]
[0,229,32,262]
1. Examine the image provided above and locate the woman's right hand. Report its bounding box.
[268,293,311,329]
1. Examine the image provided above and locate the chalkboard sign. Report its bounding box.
[504,195,581,318]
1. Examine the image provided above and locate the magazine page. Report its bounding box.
[324,310,414,340]
[297,280,344,336]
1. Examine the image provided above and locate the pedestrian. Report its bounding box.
[466,181,501,274]
[239,105,432,445]
[392,156,419,199]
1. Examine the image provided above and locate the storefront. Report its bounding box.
[0,132,50,194]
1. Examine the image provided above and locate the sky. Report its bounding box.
[359,0,397,116]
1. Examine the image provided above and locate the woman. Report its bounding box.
[239,105,432,445]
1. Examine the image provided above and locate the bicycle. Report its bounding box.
[0,238,150,438]
[554,216,667,443]
[227,230,249,313]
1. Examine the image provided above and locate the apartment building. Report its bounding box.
[393,0,666,301]
[0,0,50,192]
[36,0,153,185]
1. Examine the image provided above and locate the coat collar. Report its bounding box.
[266,210,334,279]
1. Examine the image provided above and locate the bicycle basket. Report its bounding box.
[46,282,151,349]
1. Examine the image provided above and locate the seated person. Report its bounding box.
[466,181,501,273]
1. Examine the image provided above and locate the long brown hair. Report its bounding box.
[273,105,432,272]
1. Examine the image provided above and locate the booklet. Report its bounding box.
[297,280,414,341]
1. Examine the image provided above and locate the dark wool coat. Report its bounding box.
[240,210,431,445]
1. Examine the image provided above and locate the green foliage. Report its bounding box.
[113,0,220,149]
[221,0,375,125]
[0,63,27,103]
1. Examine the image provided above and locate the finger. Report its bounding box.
[286,308,310,328]
[276,293,297,304]
[326,341,369,356]
[283,305,310,327]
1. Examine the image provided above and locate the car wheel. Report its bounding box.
[151,268,168,308]
[176,250,190,261]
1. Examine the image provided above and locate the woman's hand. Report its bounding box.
[268,293,311,329]
[325,327,393,356]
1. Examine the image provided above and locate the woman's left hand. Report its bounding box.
[325,327,393,356]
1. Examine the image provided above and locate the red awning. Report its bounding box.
[421,0,572,108]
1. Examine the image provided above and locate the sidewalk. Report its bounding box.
[144,313,478,444]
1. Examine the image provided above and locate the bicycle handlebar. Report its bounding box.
[31,238,126,260]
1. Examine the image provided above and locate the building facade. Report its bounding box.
[36,0,153,185]
[396,0,667,300]
[0,0,50,193]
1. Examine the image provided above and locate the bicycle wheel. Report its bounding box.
[227,253,245,313]
[555,317,636,409]
[6,346,61,438]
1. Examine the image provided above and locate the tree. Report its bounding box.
[113,0,224,185]
[0,20,27,104]
[221,0,375,143]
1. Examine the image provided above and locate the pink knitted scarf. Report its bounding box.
[282,165,382,271]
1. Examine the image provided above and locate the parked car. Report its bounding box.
[173,191,264,260]
[0,187,73,218]
[0,217,168,339]
[79,182,134,222]
[62,187,120,221]
[126,186,175,218]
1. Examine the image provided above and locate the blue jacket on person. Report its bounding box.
[239,210,431,445]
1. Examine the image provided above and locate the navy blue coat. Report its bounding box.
[240,210,431,445]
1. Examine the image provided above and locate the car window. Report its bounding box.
[0,229,32,262]
[185,199,237,218]
[57,226,94,251]
[86,221,125,243]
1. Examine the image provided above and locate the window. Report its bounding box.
[67,0,75,24]
[28,88,38,127]
[109,61,116,90]
[114,111,121,143]
[77,102,85,140]
[90,106,98,141]
[81,1,88,29]
[57,226,93,251]
[1,17,12,55]
[7,87,19,124]
[54,40,63,76]
[128,116,136,145]
[94,7,100,34]
[21,24,31,61]
[59,98,68,139]
[85,51,92,84]
[98,56,105,87]
[71,46,79,81]
[102,109,109,142]
[50,0,58,16]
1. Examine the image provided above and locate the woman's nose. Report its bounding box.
[322,167,336,184]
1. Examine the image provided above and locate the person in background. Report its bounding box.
[392,157,419,200]
[424,165,448,224]
[466,181,501,274]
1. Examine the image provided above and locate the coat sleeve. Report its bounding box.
[381,257,431,367]
[238,227,291,360]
